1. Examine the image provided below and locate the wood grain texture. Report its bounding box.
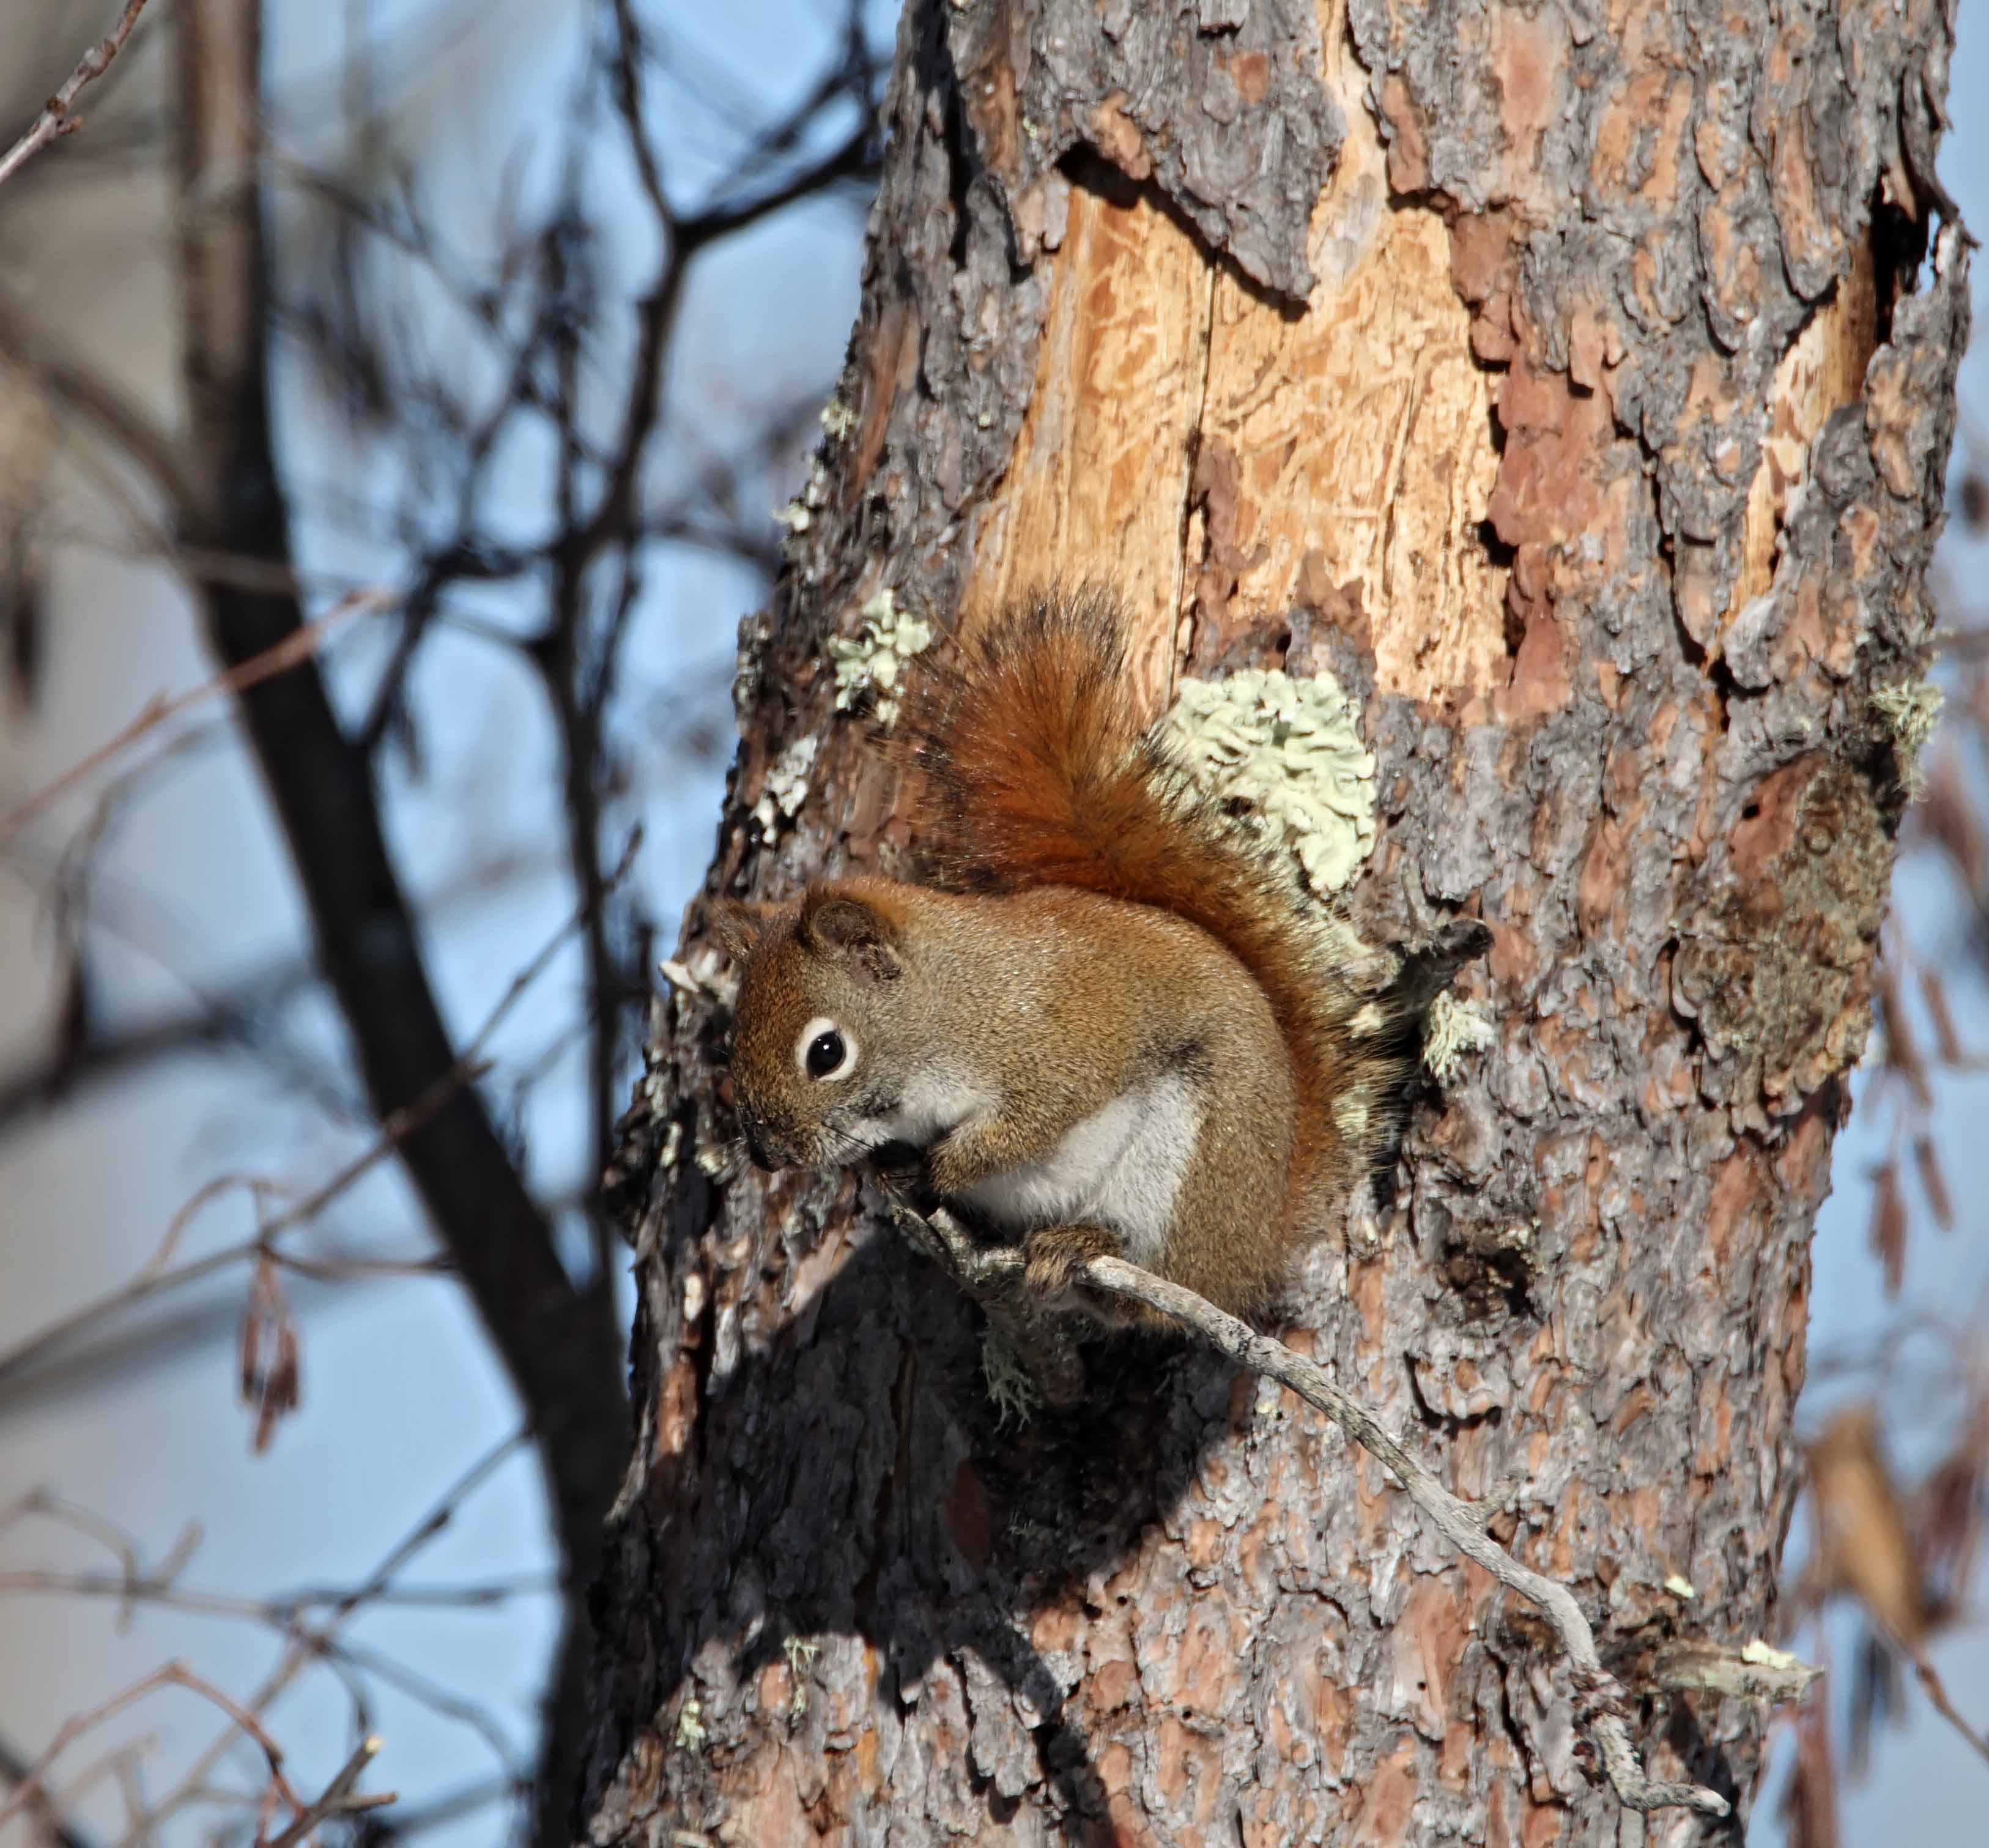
[583,0,1968,1840]
[966,176,1210,712]
[1195,0,1505,702]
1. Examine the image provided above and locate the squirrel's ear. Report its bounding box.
[800,891,902,984]
[708,900,779,964]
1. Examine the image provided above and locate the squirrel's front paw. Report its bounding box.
[1020,1225,1119,1301]
[923,1128,991,1201]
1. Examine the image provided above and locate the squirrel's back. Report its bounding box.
[903,587,1459,1234]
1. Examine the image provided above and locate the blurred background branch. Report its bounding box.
[1,1,885,1842]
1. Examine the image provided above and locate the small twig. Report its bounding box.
[1905,1635,1989,1771]
[0,1568,553,1622]
[903,1205,1731,1819]
[0,1,154,191]
[884,1199,1087,1408]
[0,1729,101,1848]
[0,847,621,1397]
[0,1661,297,1832]
[0,587,394,844]
[113,1431,528,1846]
[264,1735,391,1848]
[0,1058,485,1396]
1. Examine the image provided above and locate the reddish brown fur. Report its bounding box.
[904,587,1407,1238]
[715,588,1484,1318]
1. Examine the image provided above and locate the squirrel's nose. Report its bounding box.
[736,1104,779,1171]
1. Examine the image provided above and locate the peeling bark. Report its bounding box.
[583,0,1966,1841]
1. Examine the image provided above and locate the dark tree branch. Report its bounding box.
[0,956,316,1134]
[174,8,625,1842]
[0,1732,103,1848]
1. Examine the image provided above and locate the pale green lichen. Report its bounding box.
[776,450,835,567]
[828,588,936,726]
[673,1696,706,1751]
[1423,990,1495,1083]
[1741,1638,1806,1673]
[1870,678,1943,796]
[818,396,856,440]
[979,1325,1040,1430]
[752,732,820,836]
[1161,667,1377,894]
[782,1636,821,1723]
[1664,1573,1698,1600]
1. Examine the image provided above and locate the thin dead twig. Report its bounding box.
[264,1735,393,1848]
[0,1567,552,1622]
[1906,1643,1989,1770]
[0,1660,297,1833]
[0,1062,482,1396]
[0,1,154,191]
[0,586,394,844]
[0,837,618,1395]
[114,1431,528,1846]
[0,1730,102,1848]
[0,1488,179,1631]
[903,1204,1733,1819]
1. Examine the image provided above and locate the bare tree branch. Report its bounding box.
[0,586,391,843]
[174,9,629,1834]
[0,854,611,1399]
[0,1660,300,1833]
[109,1429,530,1846]
[265,1736,393,1848]
[902,1202,1736,1820]
[0,1,154,191]
[0,1731,105,1848]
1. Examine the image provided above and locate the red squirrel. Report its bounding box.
[711,588,1487,1319]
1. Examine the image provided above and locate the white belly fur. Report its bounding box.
[958,1075,1202,1269]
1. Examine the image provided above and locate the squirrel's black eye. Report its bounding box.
[794,1015,856,1080]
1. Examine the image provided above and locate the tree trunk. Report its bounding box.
[583,0,1966,1841]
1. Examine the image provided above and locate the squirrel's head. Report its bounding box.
[711,881,919,1174]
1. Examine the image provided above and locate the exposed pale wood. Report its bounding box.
[966,181,1211,712]
[1196,0,1506,702]
[965,3,1508,707]
[1723,247,1880,637]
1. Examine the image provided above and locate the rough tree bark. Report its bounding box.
[585,0,1966,1841]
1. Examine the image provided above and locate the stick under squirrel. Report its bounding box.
[711,587,1488,1320]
